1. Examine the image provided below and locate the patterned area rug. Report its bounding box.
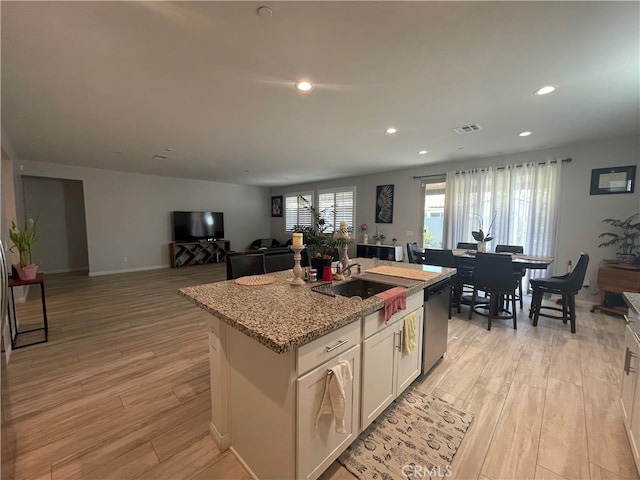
[338,387,473,479]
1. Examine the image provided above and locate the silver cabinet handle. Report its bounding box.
[624,315,630,324]
[624,347,637,375]
[326,339,348,352]
[395,330,403,352]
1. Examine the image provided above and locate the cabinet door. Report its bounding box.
[630,365,640,474]
[361,325,398,430]
[396,308,424,394]
[297,345,361,480]
[620,325,639,429]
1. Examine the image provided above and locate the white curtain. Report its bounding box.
[444,161,561,281]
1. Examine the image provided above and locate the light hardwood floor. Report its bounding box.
[1,265,638,480]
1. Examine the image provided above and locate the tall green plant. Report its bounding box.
[9,217,39,266]
[598,213,640,255]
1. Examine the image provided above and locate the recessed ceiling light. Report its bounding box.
[534,85,555,95]
[519,131,532,137]
[296,81,313,92]
[385,127,397,134]
[418,150,428,155]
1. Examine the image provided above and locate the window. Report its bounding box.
[318,187,356,233]
[284,187,356,233]
[284,191,313,232]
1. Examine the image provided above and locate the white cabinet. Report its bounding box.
[297,345,361,480]
[620,323,640,475]
[361,306,423,430]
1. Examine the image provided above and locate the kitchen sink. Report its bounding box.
[311,278,396,298]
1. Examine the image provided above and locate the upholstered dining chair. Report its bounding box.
[495,244,526,309]
[424,248,469,317]
[226,252,267,280]
[406,242,425,264]
[529,253,589,334]
[468,252,520,330]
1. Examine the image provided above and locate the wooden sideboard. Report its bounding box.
[591,262,640,316]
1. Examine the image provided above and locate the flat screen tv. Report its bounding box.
[172,211,224,242]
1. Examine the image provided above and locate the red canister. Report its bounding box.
[322,265,333,282]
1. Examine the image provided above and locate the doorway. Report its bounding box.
[22,176,89,274]
[423,181,445,249]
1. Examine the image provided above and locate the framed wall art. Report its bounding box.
[589,165,636,195]
[271,196,283,217]
[375,184,394,223]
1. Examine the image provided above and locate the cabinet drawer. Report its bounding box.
[297,320,361,375]
[363,291,422,339]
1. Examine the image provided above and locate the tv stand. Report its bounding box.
[170,240,231,268]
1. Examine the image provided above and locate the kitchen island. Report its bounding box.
[180,258,455,480]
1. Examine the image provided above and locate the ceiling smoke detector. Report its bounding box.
[257,6,273,18]
[452,124,483,135]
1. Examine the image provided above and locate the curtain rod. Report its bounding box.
[412,157,573,180]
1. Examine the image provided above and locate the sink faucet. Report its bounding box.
[341,263,362,276]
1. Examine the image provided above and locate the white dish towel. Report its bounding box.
[315,359,353,433]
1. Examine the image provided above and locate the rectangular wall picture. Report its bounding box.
[375,184,394,223]
[271,195,283,217]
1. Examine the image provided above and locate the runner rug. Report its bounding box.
[338,387,474,479]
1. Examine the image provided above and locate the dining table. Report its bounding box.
[451,249,554,270]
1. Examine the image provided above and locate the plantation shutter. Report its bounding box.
[285,192,313,231]
[318,187,356,234]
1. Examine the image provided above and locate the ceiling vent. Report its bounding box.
[452,123,483,135]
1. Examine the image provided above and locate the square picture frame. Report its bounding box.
[590,165,636,195]
[271,196,283,217]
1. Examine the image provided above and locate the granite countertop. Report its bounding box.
[623,292,640,317]
[179,258,455,353]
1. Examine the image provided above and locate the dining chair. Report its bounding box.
[226,252,267,280]
[468,252,520,330]
[423,249,457,317]
[457,242,477,251]
[529,253,589,334]
[495,244,526,309]
[406,242,425,264]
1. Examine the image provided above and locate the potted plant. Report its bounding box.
[9,217,40,280]
[471,212,497,252]
[372,228,386,245]
[597,212,640,264]
[293,196,349,270]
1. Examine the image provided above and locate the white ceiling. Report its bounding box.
[2,1,638,187]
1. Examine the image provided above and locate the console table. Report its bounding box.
[170,240,231,268]
[356,243,403,262]
[591,262,640,316]
[8,273,48,348]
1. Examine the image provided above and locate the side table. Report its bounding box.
[590,262,640,316]
[8,273,48,348]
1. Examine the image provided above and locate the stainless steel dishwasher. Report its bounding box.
[422,279,450,374]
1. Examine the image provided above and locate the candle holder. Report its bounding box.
[340,246,351,277]
[289,244,306,286]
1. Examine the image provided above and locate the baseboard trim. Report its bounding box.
[89,265,170,277]
[209,421,230,451]
[229,446,258,480]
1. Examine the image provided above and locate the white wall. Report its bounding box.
[15,161,271,275]
[271,135,640,296]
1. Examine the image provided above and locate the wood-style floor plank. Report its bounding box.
[480,380,545,480]
[2,266,639,480]
[537,377,590,480]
